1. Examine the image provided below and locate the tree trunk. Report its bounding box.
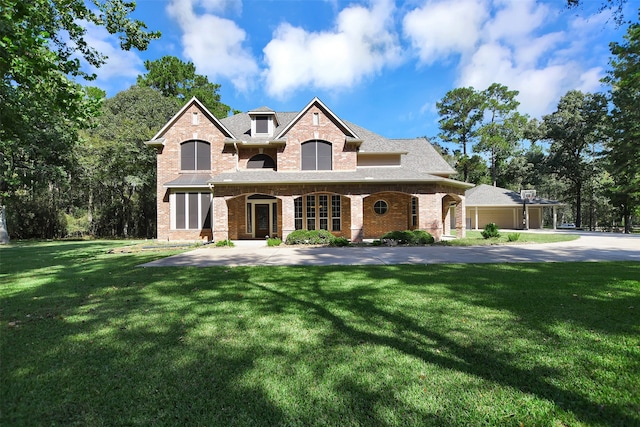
[575,182,582,228]
[0,205,9,244]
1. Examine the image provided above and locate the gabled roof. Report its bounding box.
[466,184,563,206]
[146,97,236,145]
[274,97,358,140]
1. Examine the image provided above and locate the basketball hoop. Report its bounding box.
[521,189,536,203]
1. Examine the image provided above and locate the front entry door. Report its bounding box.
[255,204,270,238]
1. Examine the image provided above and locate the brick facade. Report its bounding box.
[147,98,468,243]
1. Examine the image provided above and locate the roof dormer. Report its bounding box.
[248,107,278,138]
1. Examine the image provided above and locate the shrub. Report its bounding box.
[507,232,521,242]
[380,230,434,245]
[285,229,335,245]
[267,237,282,247]
[215,239,235,247]
[481,223,501,239]
[412,230,435,244]
[329,237,350,247]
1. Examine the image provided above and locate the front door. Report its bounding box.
[255,204,270,238]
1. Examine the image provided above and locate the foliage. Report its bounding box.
[329,236,350,247]
[380,230,435,245]
[437,87,484,182]
[481,223,500,239]
[285,229,335,245]
[267,237,283,247]
[1,241,638,426]
[137,56,233,118]
[0,0,159,240]
[507,232,521,242]
[543,90,609,228]
[474,83,526,186]
[603,12,640,233]
[214,239,235,247]
[77,86,178,238]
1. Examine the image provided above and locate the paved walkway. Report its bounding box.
[140,231,640,267]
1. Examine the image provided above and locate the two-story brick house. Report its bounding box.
[145,97,472,242]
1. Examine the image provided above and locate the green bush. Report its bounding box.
[329,237,350,247]
[267,237,282,247]
[481,223,501,239]
[215,239,235,247]
[507,232,521,242]
[285,229,335,245]
[380,230,434,245]
[412,230,435,244]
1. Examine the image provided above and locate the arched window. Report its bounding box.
[181,140,210,170]
[247,154,276,169]
[301,140,332,171]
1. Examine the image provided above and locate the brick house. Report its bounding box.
[145,97,472,242]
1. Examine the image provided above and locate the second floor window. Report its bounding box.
[181,140,211,171]
[301,140,332,171]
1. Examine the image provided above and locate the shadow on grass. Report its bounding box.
[1,241,639,426]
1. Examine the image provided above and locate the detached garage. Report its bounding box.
[465,184,563,230]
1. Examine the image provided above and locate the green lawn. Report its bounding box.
[444,230,580,245]
[1,241,639,426]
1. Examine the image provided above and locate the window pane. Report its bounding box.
[294,197,302,230]
[201,193,211,229]
[332,195,341,231]
[272,202,278,233]
[176,193,185,229]
[317,141,332,170]
[320,219,328,230]
[247,154,275,169]
[306,195,316,230]
[196,142,210,170]
[181,141,195,170]
[374,200,388,215]
[188,193,199,229]
[301,142,315,170]
[256,116,269,133]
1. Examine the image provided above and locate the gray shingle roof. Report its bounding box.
[164,173,212,188]
[209,168,466,186]
[465,184,563,206]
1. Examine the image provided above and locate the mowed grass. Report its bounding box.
[444,230,580,245]
[1,241,638,426]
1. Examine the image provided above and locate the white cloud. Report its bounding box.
[78,22,144,91]
[402,0,488,64]
[262,0,402,98]
[167,0,258,92]
[404,0,616,120]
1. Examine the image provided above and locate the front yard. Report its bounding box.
[1,241,638,426]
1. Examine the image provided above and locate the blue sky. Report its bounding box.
[82,0,632,142]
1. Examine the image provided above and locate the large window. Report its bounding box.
[181,140,211,170]
[301,140,332,170]
[255,116,269,134]
[294,194,341,231]
[174,192,211,230]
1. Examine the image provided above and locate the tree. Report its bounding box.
[543,90,608,228]
[602,11,640,233]
[474,83,526,186]
[137,56,232,118]
[0,0,160,243]
[436,87,484,182]
[566,0,630,25]
[77,86,178,237]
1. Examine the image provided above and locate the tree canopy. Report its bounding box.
[137,56,232,118]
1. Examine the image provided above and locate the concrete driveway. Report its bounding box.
[140,231,640,267]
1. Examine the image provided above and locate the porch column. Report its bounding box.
[212,194,229,241]
[348,194,364,242]
[456,196,466,238]
[553,205,558,229]
[417,193,442,242]
[280,195,296,242]
[475,206,479,230]
[525,204,530,230]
